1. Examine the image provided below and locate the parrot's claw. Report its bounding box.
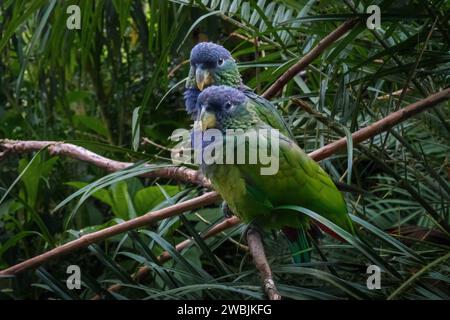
[221,202,234,218]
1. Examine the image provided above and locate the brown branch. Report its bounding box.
[2,87,446,196]
[246,228,281,300]
[92,216,241,299]
[1,88,448,279]
[121,88,448,295]
[0,192,221,276]
[0,88,450,290]
[262,19,359,100]
[308,87,450,162]
[4,87,446,190]
[0,139,210,188]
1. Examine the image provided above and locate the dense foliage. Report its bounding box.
[0,0,449,300]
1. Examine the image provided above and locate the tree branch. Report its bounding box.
[0,139,210,188]
[307,87,450,161]
[262,19,359,100]
[246,228,281,300]
[0,88,448,281]
[0,192,221,276]
[0,139,362,194]
[92,216,241,299]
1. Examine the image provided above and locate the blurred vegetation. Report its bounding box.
[0,0,449,300]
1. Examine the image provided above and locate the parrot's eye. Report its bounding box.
[224,101,233,111]
[218,58,224,66]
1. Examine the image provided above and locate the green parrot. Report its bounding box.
[194,85,355,263]
[185,42,293,139]
[185,42,295,221]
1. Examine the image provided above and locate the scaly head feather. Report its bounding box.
[187,42,242,91]
[197,86,261,132]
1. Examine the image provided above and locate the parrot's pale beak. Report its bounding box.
[199,108,216,131]
[196,68,214,91]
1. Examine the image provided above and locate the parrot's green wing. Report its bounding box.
[242,88,294,139]
[275,133,355,234]
[204,126,354,234]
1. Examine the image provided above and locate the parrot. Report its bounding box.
[194,85,356,263]
[185,42,293,139]
[184,42,293,221]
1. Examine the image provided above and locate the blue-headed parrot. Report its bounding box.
[194,86,355,263]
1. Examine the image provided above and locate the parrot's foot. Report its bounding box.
[221,201,234,218]
[246,226,281,300]
[244,223,265,243]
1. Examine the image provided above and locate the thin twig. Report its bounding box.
[246,228,281,300]
[377,88,413,101]
[387,252,450,300]
[262,19,359,100]
[395,18,438,110]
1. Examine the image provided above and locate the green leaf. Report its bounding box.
[73,115,109,138]
[0,231,44,257]
[35,267,79,300]
[277,205,403,280]
[131,106,142,152]
[65,181,114,207]
[134,185,180,215]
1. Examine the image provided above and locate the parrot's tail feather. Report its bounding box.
[314,221,346,243]
[282,227,311,264]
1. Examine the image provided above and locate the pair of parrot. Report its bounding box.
[184,42,355,263]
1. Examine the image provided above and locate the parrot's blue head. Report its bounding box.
[187,42,242,91]
[196,86,259,131]
[190,42,232,68]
